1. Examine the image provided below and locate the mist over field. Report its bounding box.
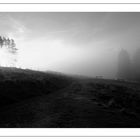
[0,12,139,78]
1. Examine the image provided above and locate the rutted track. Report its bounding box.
[0,78,140,127]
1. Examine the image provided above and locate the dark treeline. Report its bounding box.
[0,36,17,55]
[118,48,140,81]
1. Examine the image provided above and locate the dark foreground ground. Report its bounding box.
[0,67,140,127]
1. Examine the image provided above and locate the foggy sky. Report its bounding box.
[0,12,140,78]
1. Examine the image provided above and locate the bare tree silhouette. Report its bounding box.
[0,36,18,67]
[118,49,132,80]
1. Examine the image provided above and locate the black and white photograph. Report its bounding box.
[0,12,140,128]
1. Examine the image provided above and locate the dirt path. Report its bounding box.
[0,80,140,127]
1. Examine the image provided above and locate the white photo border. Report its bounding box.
[0,4,140,12]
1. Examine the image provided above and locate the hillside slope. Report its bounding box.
[0,67,139,127]
[0,67,73,110]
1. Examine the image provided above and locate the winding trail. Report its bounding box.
[0,79,140,127]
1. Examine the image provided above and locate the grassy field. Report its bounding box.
[0,67,139,127]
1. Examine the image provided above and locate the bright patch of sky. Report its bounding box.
[0,12,139,77]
